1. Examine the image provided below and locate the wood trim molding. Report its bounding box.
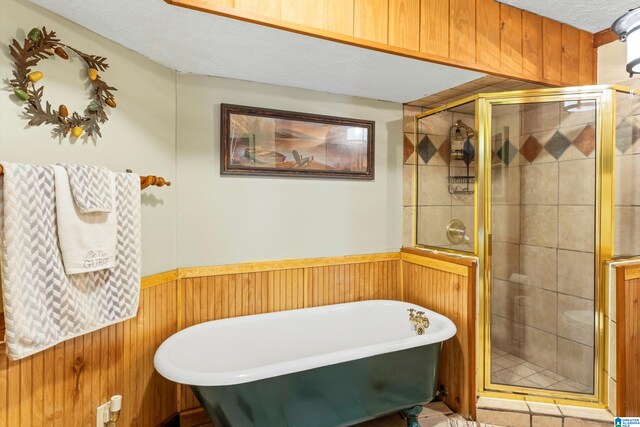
[401,247,477,267]
[178,252,401,279]
[616,264,626,416]
[594,28,618,48]
[624,264,640,281]
[141,270,179,289]
[400,251,470,277]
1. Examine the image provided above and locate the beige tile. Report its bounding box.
[491,315,522,355]
[558,206,595,252]
[402,207,415,247]
[522,102,561,135]
[520,361,546,373]
[521,162,558,205]
[418,415,450,427]
[615,153,640,206]
[558,294,594,346]
[451,191,474,207]
[559,159,595,205]
[520,326,557,371]
[476,397,530,412]
[528,371,559,388]
[557,250,594,300]
[557,338,594,388]
[609,320,616,381]
[614,206,640,256]
[532,415,562,427]
[492,243,520,281]
[609,377,617,417]
[491,164,521,205]
[526,401,561,416]
[520,245,557,291]
[404,164,416,206]
[404,105,422,133]
[420,111,452,136]
[521,285,558,334]
[476,409,530,427]
[494,355,522,369]
[521,205,558,248]
[493,205,521,244]
[508,363,538,378]
[493,368,523,384]
[557,405,614,422]
[560,105,597,128]
[541,369,565,381]
[418,165,450,206]
[563,419,612,427]
[421,401,453,416]
[417,206,451,247]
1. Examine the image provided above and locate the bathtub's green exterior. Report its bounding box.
[190,343,442,427]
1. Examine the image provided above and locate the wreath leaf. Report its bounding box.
[7,26,116,139]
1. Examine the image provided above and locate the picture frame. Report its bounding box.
[220,104,375,179]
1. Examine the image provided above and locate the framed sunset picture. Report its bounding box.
[220,104,375,179]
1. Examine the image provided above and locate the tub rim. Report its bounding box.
[154,299,457,386]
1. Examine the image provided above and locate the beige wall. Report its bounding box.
[0,0,177,276]
[176,74,403,267]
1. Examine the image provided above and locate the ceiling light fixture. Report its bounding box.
[612,7,640,76]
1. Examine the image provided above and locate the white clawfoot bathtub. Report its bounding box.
[155,300,456,427]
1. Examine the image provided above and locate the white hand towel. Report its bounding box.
[54,165,117,274]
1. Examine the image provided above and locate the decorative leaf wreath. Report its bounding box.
[8,27,117,138]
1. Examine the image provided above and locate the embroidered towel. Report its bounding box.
[62,164,113,213]
[0,162,141,360]
[54,166,117,274]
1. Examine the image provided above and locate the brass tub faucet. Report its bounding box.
[407,308,430,335]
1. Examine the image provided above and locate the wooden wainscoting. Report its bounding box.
[0,274,179,427]
[177,253,402,411]
[0,250,478,426]
[400,248,477,419]
[616,263,640,416]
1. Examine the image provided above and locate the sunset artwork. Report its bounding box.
[221,104,374,179]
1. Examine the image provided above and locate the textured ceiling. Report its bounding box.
[497,0,640,32]
[28,0,484,103]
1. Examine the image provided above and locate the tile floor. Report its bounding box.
[491,347,592,394]
[356,401,481,427]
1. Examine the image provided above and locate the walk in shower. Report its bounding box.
[413,85,640,405]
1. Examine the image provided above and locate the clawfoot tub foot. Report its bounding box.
[400,405,423,427]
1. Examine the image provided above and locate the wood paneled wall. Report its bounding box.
[0,250,475,425]
[167,0,597,86]
[401,248,476,419]
[178,255,402,411]
[0,278,179,427]
[616,263,640,416]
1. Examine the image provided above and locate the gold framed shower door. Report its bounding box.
[412,85,637,407]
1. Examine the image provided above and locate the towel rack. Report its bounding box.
[0,165,171,190]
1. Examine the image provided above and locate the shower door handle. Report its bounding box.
[487,234,492,257]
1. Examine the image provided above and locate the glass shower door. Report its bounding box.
[488,99,597,395]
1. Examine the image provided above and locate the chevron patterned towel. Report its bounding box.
[0,162,141,360]
[61,164,113,213]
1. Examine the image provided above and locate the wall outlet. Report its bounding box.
[96,401,109,427]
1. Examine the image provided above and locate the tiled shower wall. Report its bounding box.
[491,102,596,392]
[614,92,640,257]
[402,105,475,252]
